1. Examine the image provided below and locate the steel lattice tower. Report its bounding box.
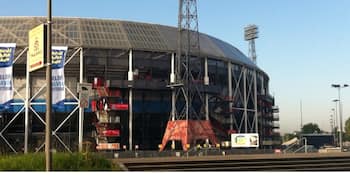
[173,0,203,121]
[160,0,218,151]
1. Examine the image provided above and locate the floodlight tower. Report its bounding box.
[244,25,258,64]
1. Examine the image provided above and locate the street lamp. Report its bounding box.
[332,99,340,146]
[332,100,339,129]
[331,108,336,131]
[331,108,337,145]
[331,84,349,151]
[330,114,333,132]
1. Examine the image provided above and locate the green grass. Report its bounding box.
[0,153,121,171]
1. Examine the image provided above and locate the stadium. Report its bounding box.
[0,17,280,153]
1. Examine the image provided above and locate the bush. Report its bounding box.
[0,153,120,171]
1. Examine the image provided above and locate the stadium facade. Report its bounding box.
[0,17,280,152]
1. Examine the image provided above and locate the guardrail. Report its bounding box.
[283,137,308,154]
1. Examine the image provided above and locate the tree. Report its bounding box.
[301,123,321,134]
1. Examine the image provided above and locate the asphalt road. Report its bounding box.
[114,152,350,171]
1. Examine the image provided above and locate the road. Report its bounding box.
[114,152,350,171]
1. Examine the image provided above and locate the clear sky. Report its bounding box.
[2,0,350,134]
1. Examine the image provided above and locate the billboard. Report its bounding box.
[0,43,16,108]
[231,133,259,148]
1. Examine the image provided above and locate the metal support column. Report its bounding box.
[78,48,84,152]
[227,62,233,130]
[170,53,176,149]
[254,70,258,133]
[260,75,265,136]
[24,52,30,153]
[171,53,176,121]
[243,67,248,133]
[204,57,209,120]
[128,49,133,151]
[261,75,265,95]
[305,138,308,153]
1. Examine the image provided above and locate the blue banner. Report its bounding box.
[0,43,16,109]
[52,46,67,107]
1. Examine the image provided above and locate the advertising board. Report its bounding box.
[231,133,259,148]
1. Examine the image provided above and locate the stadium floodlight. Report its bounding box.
[244,24,259,64]
[331,84,340,88]
[331,84,349,151]
[244,25,258,41]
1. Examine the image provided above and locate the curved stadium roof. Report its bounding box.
[0,16,257,67]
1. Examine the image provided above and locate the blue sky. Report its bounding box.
[3,0,350,134]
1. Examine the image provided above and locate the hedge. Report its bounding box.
[0,153,120,171]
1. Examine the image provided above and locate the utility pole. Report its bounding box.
[300,100,303,129]
[45,0,52,171]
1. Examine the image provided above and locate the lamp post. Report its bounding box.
[331,108,336,130]
[331,108,337,145]
[331,84,349,151]
[45,0,52,171]
[332,100,339,146]
[330,114,333,133]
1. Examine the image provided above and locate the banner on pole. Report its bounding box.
[28,24,46,72]
[0,43,16,109]
[52,46,67,107]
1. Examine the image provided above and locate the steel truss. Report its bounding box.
[29,47,83,153]
[231,64,258,134]
[173,0,203,122]
[0,46,85,153]
[0,47,28,153]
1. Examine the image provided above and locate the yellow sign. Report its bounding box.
[28,24,46,72]
[231,133,259,148]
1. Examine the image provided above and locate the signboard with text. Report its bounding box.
[231,133,259,148]
[77,83,92,108]
[28,24,46,72]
